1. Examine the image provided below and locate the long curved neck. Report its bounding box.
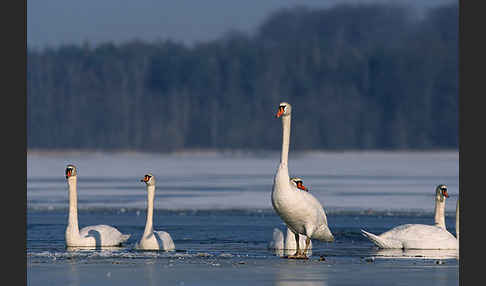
[280,115,291,166]
[455,199,459,240]
[67,177,80,235]
[143,185,155,236]
[433,196,446,230]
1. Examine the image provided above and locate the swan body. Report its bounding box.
[361,224,457,250]
[269,178,314,257]
[272,167,333,241]
[135,230,175,251]
[67,225,130,247]
[65,165,130,247]
[361,184,458,250]
[135,173,175,251]
[268,177,313,255]
[271,102,333,258]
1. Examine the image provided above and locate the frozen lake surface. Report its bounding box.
[27,151,459,285]
[27,151,459,213]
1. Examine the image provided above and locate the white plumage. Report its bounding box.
[64,164,130,247]
[271,102,333,258]
[135,173,175,251]
[361,184,459,250]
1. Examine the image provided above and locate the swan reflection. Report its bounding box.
[66,246,125,252]
[274,261,327,286]
[371,248,459,260]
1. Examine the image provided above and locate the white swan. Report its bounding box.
[268,178,313,256]
[361,184,458,249]
[290,177,309,192]
[271,102,334,259]
[135,173,175,251]
[64,164,130,247]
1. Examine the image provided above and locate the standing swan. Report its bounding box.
[361,184,458,249]
[135,173,175,251]
[268,178,312,256]
[64,164,130,247]
[271,102,334,259]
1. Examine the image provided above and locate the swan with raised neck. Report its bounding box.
[361,184,458,250]
[271,102,334,259]
[135,173,175,251]
[65,164,130,247]
[433,184,449,229]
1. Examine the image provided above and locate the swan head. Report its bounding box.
[435,184,449,202]
[290,177,308,192]
[65,164,77,179]
[276,102,292,118]
[141,173,156,186]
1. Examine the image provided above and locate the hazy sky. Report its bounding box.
[27,0,455,49]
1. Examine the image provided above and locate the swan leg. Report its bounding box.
[286,233,308,259]
[302,237,311,256]
[294,232,301,256]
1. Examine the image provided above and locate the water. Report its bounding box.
[27,151,459,285]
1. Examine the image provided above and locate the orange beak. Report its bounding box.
[276,107,284,118]
[65,169,71,179]
[297,182,307,191]
[141,175,150,182]
[443,190,449,198]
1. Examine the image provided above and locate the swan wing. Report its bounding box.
[154,230,175,251]
[361,229,403,249]
[273,180,333,241]
[365,224,457,249]
[381,224,455,240]
[79,224,130,246]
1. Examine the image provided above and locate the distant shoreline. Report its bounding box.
[26,148,459,156]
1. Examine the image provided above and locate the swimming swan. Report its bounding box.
[64,164,130,247]
[135,173,175,251]
[361,184,458,249]
[271,102,334,259]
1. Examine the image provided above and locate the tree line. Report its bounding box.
[27,3,458,152]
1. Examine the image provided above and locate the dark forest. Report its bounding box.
[27,3,458,152]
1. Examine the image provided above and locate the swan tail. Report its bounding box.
[361,229,401,249]
[312,224,334,242]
